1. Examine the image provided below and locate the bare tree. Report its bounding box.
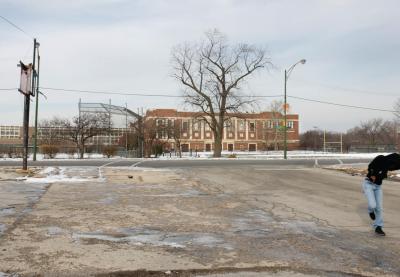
[141,119,158,158]
[269,100,284,150]
[38,117,68,146]
[300,130,323,151]
[394,98,400,121]
[172,30,271,157]
[345,118,397,149]
[163,119,184,158]
[63,113,110,159]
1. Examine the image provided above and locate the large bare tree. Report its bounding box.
[63,113,110,159]
[172,30,271,157]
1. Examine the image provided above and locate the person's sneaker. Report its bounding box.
[369,212,376,220]
[375,226,385,236]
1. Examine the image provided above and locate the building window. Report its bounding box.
[156,118,166,127]
[182,121,189,132]
[287,121,294,129]
[0,126,20,138]
[192,120,200,131]
[249,122,255,132]
[265,120,273,129]
[225,119,235,132]
[238,120,245,131]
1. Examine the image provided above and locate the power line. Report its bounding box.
[39,87,282,98]
[288,95,396,113]
[40,87,184,98]
[0,15,32,38]
[1,86,396,113]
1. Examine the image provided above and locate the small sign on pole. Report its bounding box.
[18,61,33,96]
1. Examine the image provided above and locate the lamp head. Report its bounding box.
[300,59,306,64]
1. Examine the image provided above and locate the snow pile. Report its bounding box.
[22,167,90,183]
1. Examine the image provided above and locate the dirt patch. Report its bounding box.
[323,165,400,181]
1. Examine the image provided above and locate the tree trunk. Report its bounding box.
[79,142,85,159]
[176,140,182,158]
[213,131,223,158]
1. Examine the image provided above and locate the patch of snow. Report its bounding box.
[23,167,89,183]
[0,273,19,277]
[47,226,65,236]
[39,167,57,175]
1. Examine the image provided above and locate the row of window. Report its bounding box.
[155,118,295,133]
[0,126,20,138]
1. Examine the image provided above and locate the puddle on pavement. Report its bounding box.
[231,209,336,240]
[0,181,49,237]
[0,223,6,235]
[71,227,230,249]
[231,210,273,238]
[0,207,16,216]
[46,226,66,236]
[98,195,118,205]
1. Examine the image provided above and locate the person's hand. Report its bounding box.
[371,176,376,182]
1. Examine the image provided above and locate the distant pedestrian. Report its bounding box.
[362,153,400,236]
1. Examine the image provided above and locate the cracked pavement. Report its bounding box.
[0,164,399,276]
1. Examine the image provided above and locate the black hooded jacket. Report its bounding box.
[367,153,400,185]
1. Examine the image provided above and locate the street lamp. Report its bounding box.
[33,40,41,161]
[284,59,306,159]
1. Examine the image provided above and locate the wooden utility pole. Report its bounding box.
[22,84,31,170]
[21,38,38,170]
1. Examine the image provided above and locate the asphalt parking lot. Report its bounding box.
[0,162,399,276]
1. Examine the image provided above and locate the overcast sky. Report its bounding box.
[1,0,399,132]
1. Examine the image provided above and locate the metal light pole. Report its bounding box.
[284,59,306,159]
[33,42,41,161]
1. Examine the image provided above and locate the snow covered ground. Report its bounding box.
[1,151,394,161]
[17,167,100,183]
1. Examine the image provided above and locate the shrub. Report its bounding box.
[102,145,118,158]
[228,154,237,158]
[66,147,77,159]
[40,144,60,159]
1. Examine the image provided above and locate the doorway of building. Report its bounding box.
[228,144,234,152]
[249,144,256,151]
[181,144,189,152]
[205,144,211,152]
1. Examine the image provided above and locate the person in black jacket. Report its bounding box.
[362,153,400,236]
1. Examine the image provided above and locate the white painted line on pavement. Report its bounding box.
[314,159,319,167]
[99,159,122,168]
[254,168,311,171]
[337,159,344,164]
[131,161,143,167]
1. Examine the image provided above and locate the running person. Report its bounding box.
[362,153,400,236]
